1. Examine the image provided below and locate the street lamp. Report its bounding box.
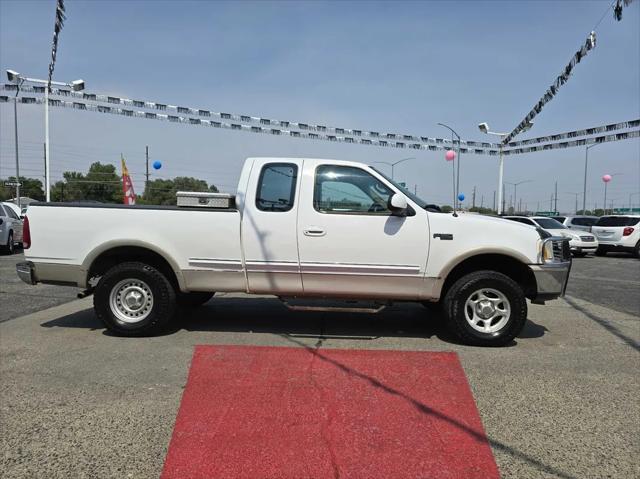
[479,121,532,215]
[505,180,532,214]
[437,123,462,209]
[582,143,602,213]
[602,173,623,214]
[372,157,415,180]
[6,69,85,202]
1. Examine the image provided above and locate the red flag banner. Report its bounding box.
[121,156,136,205]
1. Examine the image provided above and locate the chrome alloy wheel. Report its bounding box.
[109,278,154,324]
[464,288,511,334]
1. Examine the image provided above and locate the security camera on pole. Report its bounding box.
[6,70,85,201]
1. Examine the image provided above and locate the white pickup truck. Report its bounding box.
[17,157,571,346]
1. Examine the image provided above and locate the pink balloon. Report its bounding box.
[445,150,456,161]
[602,174,612,183]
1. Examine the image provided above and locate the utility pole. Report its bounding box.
[43,143,47,184]
[519,198,522,213]
[13,94,21,209]
[554,181,558,213]
[492,191,496,211]
[509,194,513,212]
[550,194,553,212]
[472,186,476,208]
[145,145,150,195]
[502,185,506,214]
[414,184,417,195]
[481,195,484,208]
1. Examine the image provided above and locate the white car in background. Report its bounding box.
[591,215,640,258]
[505,216,598,257]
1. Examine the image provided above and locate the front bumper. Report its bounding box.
[529,261,572,302]
[16,261,36,285]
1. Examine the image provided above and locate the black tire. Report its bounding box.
[634,242,640,259]
[595,248,607,256]
[443,270,527,347]
[93,262,176,336]
[1,232,14,255]
[176,291,215,308]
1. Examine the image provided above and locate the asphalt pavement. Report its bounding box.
[1,251,639,478]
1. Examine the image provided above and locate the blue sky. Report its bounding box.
[1,0,638,212]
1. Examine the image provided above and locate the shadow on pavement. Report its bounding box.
[40,296,546,347]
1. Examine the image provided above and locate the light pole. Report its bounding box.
[478,121,532,215]
[372,157,415,180]
[505,180,532,214]
[602,173,623,214]
[582,143,602,213]
[437,123,462,209]
[566,192,581,215]
[6,70,85,202]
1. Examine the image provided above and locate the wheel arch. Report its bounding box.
[437,252,537,301]
[85,241,186,292]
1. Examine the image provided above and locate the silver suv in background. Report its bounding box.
[0,203,23,255]
[591,215,640,257]
[552,215,598,232]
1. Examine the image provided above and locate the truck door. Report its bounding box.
[241,159,304,294]
[296,162,430,299]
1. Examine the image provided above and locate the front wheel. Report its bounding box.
[595,248,607,256]
[443,271,527,347]
[94,262,176,336]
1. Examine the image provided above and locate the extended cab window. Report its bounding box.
[314,165,393,214]
[256,163,298,212]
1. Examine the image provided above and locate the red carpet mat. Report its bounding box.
[162,345,499,479]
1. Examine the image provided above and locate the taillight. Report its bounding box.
[22,216,31,249]
[623,227,634,236]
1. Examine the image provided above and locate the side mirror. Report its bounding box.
[20,215,25,220]
[388,193,408,216]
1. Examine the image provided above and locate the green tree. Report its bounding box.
[441,205,453,213]
[1,177,45,201]
[143,177,219,205]
[469,206,496,215]
[49,163,122,203]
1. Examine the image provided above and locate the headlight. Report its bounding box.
[542,241,555,262]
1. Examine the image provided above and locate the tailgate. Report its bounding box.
[591,226,624,242]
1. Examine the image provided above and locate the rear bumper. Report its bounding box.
[529,261,572,302]
[16,261,84,287]
[16,261,36,285]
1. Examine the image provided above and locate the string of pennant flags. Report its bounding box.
[1,84,638,157]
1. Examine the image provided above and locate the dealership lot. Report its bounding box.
[1,252,639,478]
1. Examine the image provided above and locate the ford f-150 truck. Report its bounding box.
[16,157,571,346]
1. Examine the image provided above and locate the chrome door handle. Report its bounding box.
[303,227,326,237]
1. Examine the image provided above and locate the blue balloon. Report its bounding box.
[458,193,465,201]
[152,160,162,170]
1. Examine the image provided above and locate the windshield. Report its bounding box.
[370,167,428,209]
[534,218,567,229]
[595,216,640,227]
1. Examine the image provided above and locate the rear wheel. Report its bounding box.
[443,271,527,347]
[595,248,607,256]
[1,232,14,255]
[634,242,640,259]
[94,262,176,336]
[176,291,215,307]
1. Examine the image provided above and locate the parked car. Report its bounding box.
[591,215,640,257]
[552,215,599,232]
[0,203,23,254]
[16,157,572,346]
[504,216,598,257]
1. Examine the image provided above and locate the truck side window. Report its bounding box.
[314,165,393,215]
[256,163,298,212]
